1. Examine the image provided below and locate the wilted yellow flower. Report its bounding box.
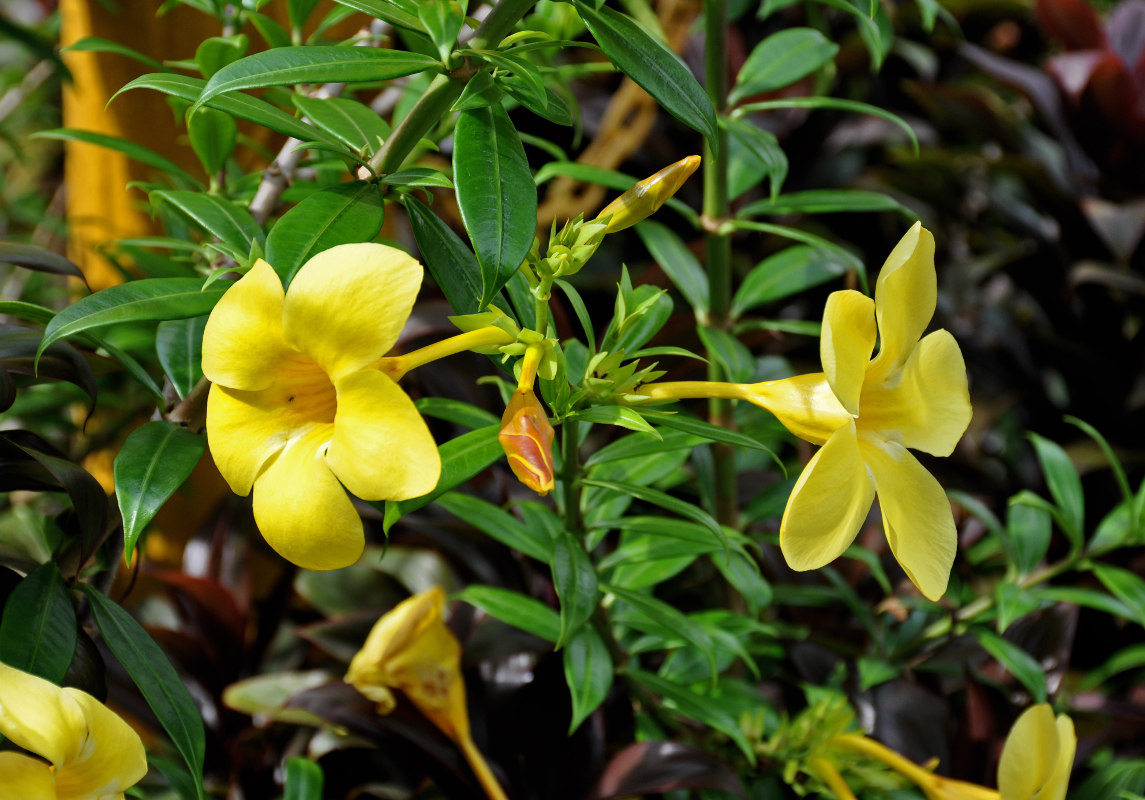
[346,588,508,800]
[203,244,441,571]
[596,155,702,232]
[0,661,147,799]
[635,223,971,600]
[831,703,1075,800]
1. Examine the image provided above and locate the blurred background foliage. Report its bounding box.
[0,0,1143,798]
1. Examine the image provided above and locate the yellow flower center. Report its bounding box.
[273,353,337,427]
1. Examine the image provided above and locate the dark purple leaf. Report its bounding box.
[1108,0,1145,71]
[0,324,98,412]
[1035,0,1107,51]
[590,741,745,799]
[0,242,86,286]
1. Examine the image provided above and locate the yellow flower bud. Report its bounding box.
[596,155,702,232]
[499,388,556,496]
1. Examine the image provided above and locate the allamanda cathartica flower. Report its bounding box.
[636,223,971,600]
[203,244,441,571]
[0,660,147,800]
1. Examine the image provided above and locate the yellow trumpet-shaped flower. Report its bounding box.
[595,155,702,233]
[831,703,1075,800]
[346,588,509,800]
[635,223,971,600]
[203,244,442,571]
[0,661,147,800]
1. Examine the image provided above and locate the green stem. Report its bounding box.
[702,0,736,527]
[368,0,538,174]
[560,419,585,537]
[534,277,553,335]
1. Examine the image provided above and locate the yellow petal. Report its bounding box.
[998,705,1075,800]
[868,222,937,383]
[861,330,972,457]
[820,290,876,416]
[202,259,293,391]
[744,373,852,446]
[326,369,441,501]
[206,383,294,496]
[780,420,876,570]
[860,436,956,601]
[348,588,445,677]
[0,660,86,768]
[0,751,54,799]
[54,689,148,799]
[251,425,363,570]
[284,243,423,381]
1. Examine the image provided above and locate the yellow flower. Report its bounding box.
[203,244,442,571]
[750,222,971,600]
[596,155,702,232]
[345,588,508,800]
[997,704,1075,800]
[0,661,147,799]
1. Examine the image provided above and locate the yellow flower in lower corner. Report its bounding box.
[748,222,971,601]
[203,244,442,571]
[0,661,147,800]
[997,704,1075,800]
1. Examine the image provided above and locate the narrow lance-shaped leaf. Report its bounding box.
[551,532,599,650]
[563,625,613,734]
[0,562,77,684]
[156,316,207,400]
[151,190,264,254]
[453,104,537,308]
[115,421,206,559]
[84,586,206,800]
[455,585,561,642]
[33,129,200,188]
[405,195,482,314]
[0,241,85,283]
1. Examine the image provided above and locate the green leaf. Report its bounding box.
[156,316,207,400]
[292,95,391,156]
[1093,564,1145,628]
[605,583,717,683]
[623,668,754,762]
[697,326,755,383]
[1037,586,1135,622]
[730,28,839,104]
[85,587,206,800]
[1066,416,1133,507]
[187,107,238,176]
[39,278,228,360]
[34,129,199,188]
[711,550,772,613]
[455,585,560,642]
[114,421,206,559]
[114,73,336,146]
[0,241,85,282]
[551,532,598,649]
[193,47,439,112]
[328,0,425,31]
[419,0,465,60]
[731,245,849,318]
[415,397,498,429]
[195,35,249,80]
[733,97,918,154]
[563,625,613,734]
[64,35,165,70]
[1004,498,1052,576]
[284,757,324,800]
[151,190,263,254]
[738,189,912,219]
[653,414,780,465]
[0,562,77,684]
[435,492,553,562]
[974,629,1046,703]
[1028,432,1085,551]
[265,181,385,285]
[730,220,864,280]
[634,221,708,315]
[723,116,788,200]
[383,425,502,531]
[453,104,537,308]
[572,405,660,436]
[572,0,716,142]
[405,195,482,314]
[581,478,728,552]
[585,428,704,468]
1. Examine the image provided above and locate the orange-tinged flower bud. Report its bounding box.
[596,155,702,232]
[499,389,556,496]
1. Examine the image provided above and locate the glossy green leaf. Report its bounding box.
[383,425,502,531]
[455,585,560,642]
[115,421,206,559]
[730,220,864,279]
[405,195,482,314]
[551,532,598,650]
[151,190,264,254]
[328,0,425,31]
[453,104,537,308]
[974,629,1046,702]
[265,181,384,285]
[435,491,553,562]
[572,0,716,142]
[653,414,780,465]
[1004,498,1052,576]
[733,97,918,154]
[585,428,704,468]
[732,245,850,317]
[39,278,228,360]
[85,587,206,800]
[1093,564,1145,628]
[635,221,708,315]
[499,76,574,126]
[572,405,660,436]
[415,397,498,429]
[156,316,207,400]
[187,107,238,176]
[419,0,465,60]
[711,550,772,613]
[0,241,85,281]
[0,562,77,684]
[582,478,728,552]
[563,625,613,734]
[193,47,439,112]
[606,583,717,682]
[195,35,248,80]
[381,167,453,189]
[64,35,165,70]
[247,11,291,49]
[738,189,912,219]
[34,129,199,188]
[697,326,755,383]
[284,757,324,800]
[730,28,838,104]
[114,74,335,146]
[723,116,787,200]
[1028,432,1085,550]
[1037,586,1135,622]
[292,95,391,156]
